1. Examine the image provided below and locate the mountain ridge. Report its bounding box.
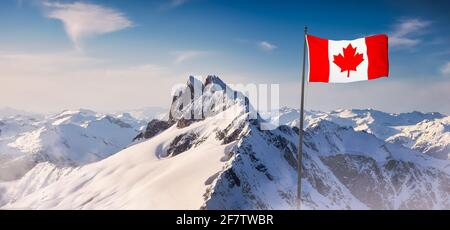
[1,75,449,209]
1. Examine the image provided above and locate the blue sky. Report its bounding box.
[0,0,449,114]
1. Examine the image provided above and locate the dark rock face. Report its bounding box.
[216,116,248,145]
[224,168,241,188]
[104,116,132,129]
[306,122,450,209]
[133,119,171,141]
[204,75,227,89]
[268,133,298,170]
[166,132,199,157]
[321,154,391,209]
[176,118,196,129]
[292,127,300,135]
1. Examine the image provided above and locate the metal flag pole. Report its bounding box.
[297,26,308,210]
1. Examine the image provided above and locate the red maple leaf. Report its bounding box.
[333,44,364,78]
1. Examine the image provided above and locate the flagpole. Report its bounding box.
[297,26,308,210]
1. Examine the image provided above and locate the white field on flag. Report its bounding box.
[306,34,388,83]
[328,38,368,83]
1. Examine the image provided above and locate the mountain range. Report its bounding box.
[0,76,449,209]
[0,110,148,181]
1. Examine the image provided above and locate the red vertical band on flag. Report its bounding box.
[366,34,389,80]
[306,35,329,82]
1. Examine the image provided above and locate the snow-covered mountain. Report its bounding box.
[266,107,448,160]
[112,107,167,121]
[1,75,449,210]
[387,117,450,160]
[0,109,146,181]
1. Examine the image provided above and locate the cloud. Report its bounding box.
[161,0,190,10]
[42,1,133,49]
[172,50,210,64]
[441,61,450,76]
[235,39,277,52]
[258,41,277,51]
[389,18,431,48]
[0,50,176,113]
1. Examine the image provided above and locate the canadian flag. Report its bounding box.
[306,34,389,83]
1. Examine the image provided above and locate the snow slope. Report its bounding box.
[0,110,145,181]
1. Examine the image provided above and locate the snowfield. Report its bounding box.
[0,109,146,181]
[0,76,449,210]
[1,105,244,209]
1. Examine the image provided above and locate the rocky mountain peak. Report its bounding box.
[204,75,227,88]
[138,75,253,141]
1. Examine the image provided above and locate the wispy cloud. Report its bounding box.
[441,61,450,76]
[258,41,277,52]
[236,39,277,52]
[161,0,190,10]
[389,18,431,48]
[42,1,133,50]
[172,50,210,64]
